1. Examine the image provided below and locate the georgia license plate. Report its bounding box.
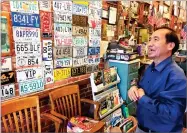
[89,28,101,37]
[39,1,51,11]
[54,58,72,68]
[71,66,86,77]
[13,27,41,42]
[1,57,12,72]
[72,15,88,27]
[16,67,43,82]
[89,37,101,47]
[11,12,40,28]
[16,55,42,68]
[19,78,44,96]
[73,46,87,57]
[43,61,54,84]
[1,71,15,85]
[88,55,100,64]
[89,1,102,9]
[15,42,41,55]
[53,46,72,59]
[89,7,101,18]
[53,1,72,12]
[54,68,71,81]
[54,23,72,36]
[54,11,72,23]
[1,84,15,100]
[72,26,88,36]
[88,47,100,55]
[73,36,87,46]
[42,40,53,61]
[73,4,88,16]
[73,56,87,67]
[10,1,39,14]
[54,36,72,47]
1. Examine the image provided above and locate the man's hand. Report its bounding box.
[128,86,139,102]
[138,88,145,99]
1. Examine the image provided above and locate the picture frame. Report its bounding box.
[102,9,108,19]
[108,7,117,25]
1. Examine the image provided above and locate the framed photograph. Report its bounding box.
[102,9,108,19]
[108,7,117,25]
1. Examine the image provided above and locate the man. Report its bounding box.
[128,27,187,132]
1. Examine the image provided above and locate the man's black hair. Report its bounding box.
[155,26,180,55]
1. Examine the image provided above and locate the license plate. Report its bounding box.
[10,1,39,14]
[89,37,100,47]
[72,15,88,27]
[73,4,88,16]
[54,36,72,47]
[89,28,101,37]
[16,67,43,82]
[15,42,41,55]
[11,12,40,28]
[1,57,12,72]
[13,27,41,42]
[88,55,100,64]
[53,1,72,12]
[16,55,42,67]
[40,11,52,38]
[42,40,53,61]
[43,61,54,84]
[89,1,102,9]
[19,78,44,96]
[54,11,72,23]
[73,56,87,67]
[72,36,87,46]
[54,23,72,36]
[73,46,87,57]
[88,47,100,55]
[89,7,101,19]
[72,26,88,36]
[73,1,88,6]
[39,1,51,11]
[53,46,72,59]
[54,68,71,81]
[88,18,101,28]
[54,58,72,68]
[1,71,15,85]
[1,84,15,100]
[86,65,98,73]
[71,66,86,77]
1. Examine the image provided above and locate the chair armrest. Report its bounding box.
[50,110,68,121]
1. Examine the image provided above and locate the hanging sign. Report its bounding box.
[1,71,15,85]
[54,23,72,36]
[11,12,40,28]
[88,55,100,64]
[73,56,87,67]
[54,11,72,23]
[71,65,86,77]
[89,28,101,37]
[88,47,100,55]
[72,15,88,27]
[89,7,101,19]
[19,78,44,96]
[1,57,12,72]
[73,4,88,16]
[15,42,41,55]
[43,61,54,84]
[54,58,72,68]
[72,26,88,36]
[42,40,53,61]
[13,27,41,42]
[53,1,72,12]
[53,46,72,59]
[54,68,71,81]
[73,46,87,57]
[54,36,72,46]
[73,36,87,46]
[39,1,51,11]
[89,37,100,47]
[1,84,15,100]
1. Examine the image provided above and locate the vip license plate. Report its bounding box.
[72,15,88,27]
[13,27,40,42]
[16,55,42,67]
[19,78,44,96]
[89,28,101,37]
[54,68,71,81]
[73,57,87,67]
[71,66,86,77]
[54,58,72,68]
[88,47,100,55]
[72,26,88,36]
[53,47,72,59]
[73,36,87,46]
[89,7,101,18]
[43,61,54,84]
[15,42,41,55]
[42,40,53,61]
[1,84,15,100]
[11,12,40,28]
[16,67,43,82]
[53,1,72,12]
[73,4,88,16]
[89,37,100,47]
[10,1,39,13]
[1,57,12,72]
[54,23,72,36]
[39,1,51,11]
[54,36,72,47]
[54,11,72,23]
[73,47,87,57]
[1,71,15,85]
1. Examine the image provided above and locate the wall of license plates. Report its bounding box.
[1,1,102,100]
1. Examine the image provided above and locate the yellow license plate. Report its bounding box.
[73,1,88,6]
[54,68,71,81]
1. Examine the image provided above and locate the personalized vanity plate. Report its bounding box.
[72,15,88,27]
[54,11,72,23]
[89,37,101,47]
[1,57,12,72]
[42,40,53,61]
[73,46,87,57]
[54,23,72,36]
[54,68,71,81]
[53,1,72,12]
[1,71,15,85]
[73,36,87,46]
[43,61,54,84]
[1,84,15,100]
[71,65,86,77]
[89,28,101,37]
[53,46,72,59]
[54,57,72,68]
[72,56,87,67]
[73,4,88,16]
[72,26,88,36]
[39,1,51,11]
[54,36,72,47]
[88,47,100,55]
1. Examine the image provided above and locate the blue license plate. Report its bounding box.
[11,12,40,28]
[88,47,100,55]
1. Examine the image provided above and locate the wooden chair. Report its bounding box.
[49,84,104,132]
[1,96,62,133]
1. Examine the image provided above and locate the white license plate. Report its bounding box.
[1,57,12,72]
[54,58,72,68]
[53,1,72,12]
[42,40,53,61]
[54,11,72,23]
[15,42,41,55]
[89,28,101,37]
[88,18,101,28]
[73,46,87,57]
[73,36,87,46]
[89,1,102,9]
[43,61,54,85]
[19,78,44,96]
[73,4,88,16]
[39,1,51,11]
[54,36,72,47]
[89,37,101,47]
[10,1,39,14]
[54,23,72,36]
[72,26,88,36]
[73,56,87,67]
[13,27,41,42]
[16,55,42,68]
[88,55,100,64]
[53,46,72,59]
[16,67,43,82]
[89,7,101,18]
[1,84,15,100]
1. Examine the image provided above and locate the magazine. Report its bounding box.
[110,67,117,82]
[94,71,103,86]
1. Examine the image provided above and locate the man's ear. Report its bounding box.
[167,42,175,51]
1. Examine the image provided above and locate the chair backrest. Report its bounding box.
[1,96,41,133]
[49,85,81,119]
